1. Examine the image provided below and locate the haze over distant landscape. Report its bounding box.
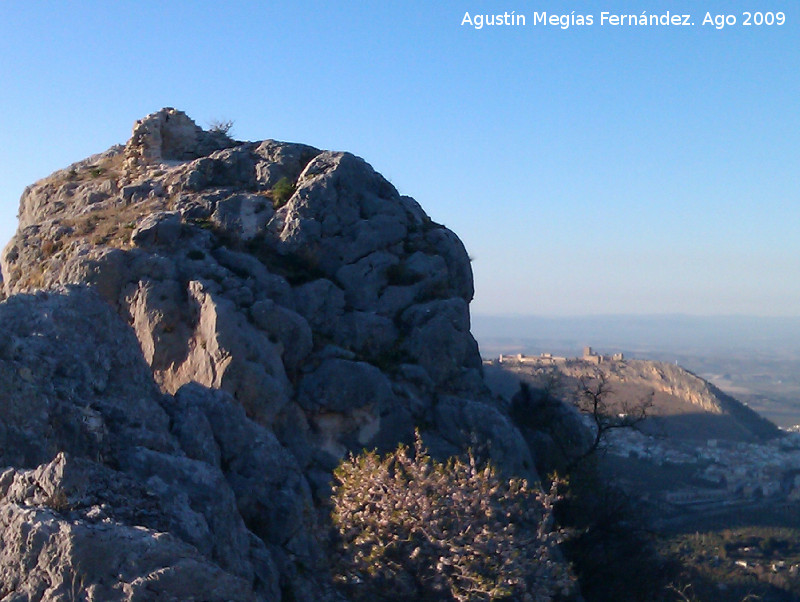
[473,314,800,357]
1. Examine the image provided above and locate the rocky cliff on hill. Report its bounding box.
[0,109,560,600]
[488,357,780,444]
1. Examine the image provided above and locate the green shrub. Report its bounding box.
[271,177,296,208]
[330,433,575,601]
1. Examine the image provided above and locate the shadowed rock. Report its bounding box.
[0,109,552,600]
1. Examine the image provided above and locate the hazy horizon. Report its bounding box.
[474,311,800,319]
[472,313,800,356]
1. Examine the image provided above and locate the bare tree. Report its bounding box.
[566,370,653,472]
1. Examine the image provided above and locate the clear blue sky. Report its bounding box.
[1,1,798,316]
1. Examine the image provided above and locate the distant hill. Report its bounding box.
[484,356,781,443]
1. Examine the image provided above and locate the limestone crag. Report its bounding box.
[0,109,539,600]
[0,289,286,600]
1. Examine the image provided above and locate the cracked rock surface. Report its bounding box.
[0,109,544,600]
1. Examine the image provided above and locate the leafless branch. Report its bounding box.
[566,370,653,472]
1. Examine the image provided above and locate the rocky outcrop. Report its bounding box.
[0,288,300,600]
[0,109,543,599]
[490,357,780,445]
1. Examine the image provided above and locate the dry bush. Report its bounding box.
[44,487,71,513]
[330,433,576,601]
[208,118,234,136]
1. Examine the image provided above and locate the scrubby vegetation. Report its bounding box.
[554,464,675,601]
[510,379,676,600]
[58,152,126,186]
[330,433,576,601]
[659,526,800,601]
[270,176,296,208]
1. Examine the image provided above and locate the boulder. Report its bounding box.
[130,211,182,247]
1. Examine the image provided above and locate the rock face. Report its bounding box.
[0,109,542,600]
[0,289,286,601]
